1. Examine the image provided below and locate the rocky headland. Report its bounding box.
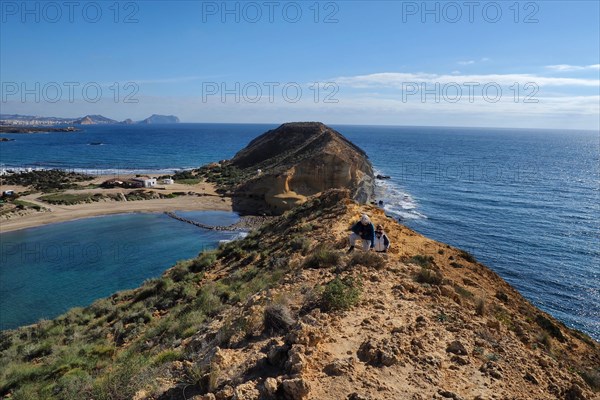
[201,122,375,215]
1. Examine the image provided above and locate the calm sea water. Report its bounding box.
[0,211,240,330]
[1,124,598,340]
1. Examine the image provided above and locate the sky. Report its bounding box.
[1,0,599,129]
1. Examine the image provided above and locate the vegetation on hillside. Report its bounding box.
[0,191,353,398]
[1,189,598,400]
[1,170,93,192]
[196,163,250,190]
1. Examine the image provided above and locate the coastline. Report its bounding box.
[0,176,232,233]
[0,197,233,234]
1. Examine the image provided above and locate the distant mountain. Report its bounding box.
[137,114,180,124]
[73,115,118,125]
[0,114,180,126]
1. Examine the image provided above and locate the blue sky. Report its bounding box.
[1,0,599,129]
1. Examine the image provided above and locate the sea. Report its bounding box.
[0,124,598,341]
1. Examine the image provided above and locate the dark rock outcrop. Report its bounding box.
[230,122,374,214]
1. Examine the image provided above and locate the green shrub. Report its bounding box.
[415,267,443,285]
[218,241,246,260]
[91,354,148,400]
[89,298,116,318]
[2,170,92,192]
[263,303,295,333]
[298,223,314,233]
[535,314,566,342]
[454,285,474,298]
[22,341,52,361]
[184,361,219,392]
[290,236,311,255]
[190,251,217,273]
[475,297,486,316]
[580,369,600,391]
[409,255,434,268]
[175,178,202,185]
[195,283,224,317]
[0,331,13,352]
[90,344,115,358]
[39,193,98,205]
[459,250,477,263]
[348,251,386,269]
[0,363,49,394]
[56,368,93,400]
[322,276,362,311]
[152,350,182,366]
[304,245,340,269]
[170,262,191,282]
[537,331,552,350]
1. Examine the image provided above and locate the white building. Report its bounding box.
[132,177,157,188]
[162,178,174,185]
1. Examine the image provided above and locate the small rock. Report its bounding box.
[479,361,503,380]
[233,381,260,400]
[263,377,278,397]
[438,390,463,400]
[193,394,216,400]
[446,340,468,355]
[267,343,289,368]
[564,383,586,400]
[357,338,400,367]
[411,338,424,350]
[495,291,509,302]
[215,385,234,400]
[285,344,306,374]
[450,355,470,365]
[281,378,310,400]
[348,393,370,400]
[324,357,355,376]
[524,372,539,385]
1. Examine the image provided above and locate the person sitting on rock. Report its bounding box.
[373,224,390,253]
[348,214,375,252]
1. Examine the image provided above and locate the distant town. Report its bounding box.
[0,114,180,126]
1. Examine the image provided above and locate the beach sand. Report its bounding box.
[0,176,232,233]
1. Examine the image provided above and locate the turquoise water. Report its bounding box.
[0,124,598,340]
[0,211,240,330]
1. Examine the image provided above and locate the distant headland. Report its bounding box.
[0,113,180,127]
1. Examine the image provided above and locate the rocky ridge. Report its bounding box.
[1,189,598,399]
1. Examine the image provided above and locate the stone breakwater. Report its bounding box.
[164,211,271,231]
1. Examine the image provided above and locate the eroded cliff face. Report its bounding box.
[229,122,374,214]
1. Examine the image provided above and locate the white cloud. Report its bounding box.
[333,72,600,88]
[545,64,600,72]
[457,58,490,66]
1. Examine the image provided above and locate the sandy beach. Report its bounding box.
[0,176,232,233]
